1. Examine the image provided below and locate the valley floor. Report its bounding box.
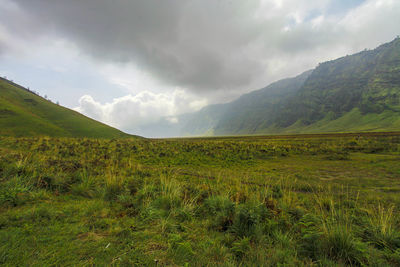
[0,133,400,266]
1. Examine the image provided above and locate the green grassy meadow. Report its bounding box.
[1,133,400,266]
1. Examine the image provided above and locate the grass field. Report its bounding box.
[1,133,400,266]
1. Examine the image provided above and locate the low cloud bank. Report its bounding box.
[74,90,207,137]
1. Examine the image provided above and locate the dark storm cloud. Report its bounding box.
[3,0,400,95]
[7,0,269,91]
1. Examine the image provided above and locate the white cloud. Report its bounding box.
[74,89,207,135]
[338,0,400,49]
[97,62,174,96]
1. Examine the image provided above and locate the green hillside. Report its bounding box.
[276,37,400,128]
[254,108,400,135]
[176,37,400,136]
[0,78,131,138]
[214,70,312,135]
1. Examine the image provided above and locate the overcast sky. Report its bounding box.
[1,0,399,135]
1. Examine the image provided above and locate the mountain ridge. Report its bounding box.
[170,37,400,136]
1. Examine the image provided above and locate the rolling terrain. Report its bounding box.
[0,78,130,138]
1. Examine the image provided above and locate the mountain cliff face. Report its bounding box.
[175,37,400,136]
[276,38,400,128]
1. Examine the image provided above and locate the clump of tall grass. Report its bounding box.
[71,169,98,198]
[103,172,125,201]
[200,240,234,265]
[321,223,367,265]
[362,204,400,251]
[2,156,33,179]
[300,214,367,265]
[299,187,368,265]
[230,237,251,260]
[0,175,31,206]
[149,175,183,216]
[272,184,283,199]
[230,202,270,240]
[201,195,235,232]
[167,234,195,265]
[160,175,181,201]
[201,194,274,242]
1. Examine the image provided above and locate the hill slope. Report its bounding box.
[275,38,400,129]
[176,38,400,136]
[0,78,130,138]
[214,70,313,135]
